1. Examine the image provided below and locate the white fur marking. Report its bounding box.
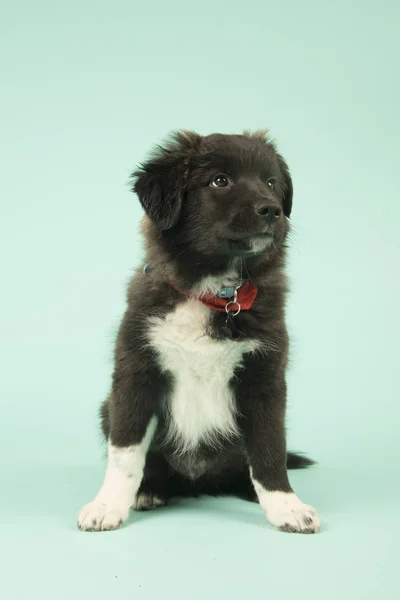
[251,474,320,533]
[148,299,259,453]
[78,417,157,531]
[250,235,273,253]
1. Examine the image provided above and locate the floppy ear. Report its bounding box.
[133,154,184,231]
[131,131,200,231]
[277,154,293,217]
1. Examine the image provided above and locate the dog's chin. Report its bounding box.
[223,234,275,257]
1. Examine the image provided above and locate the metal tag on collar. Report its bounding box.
[224,285,241,317]
[217,286,236,299]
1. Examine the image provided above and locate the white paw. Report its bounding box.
[264,492,320,534]
[77,500,130,532]
[133,491,167,511]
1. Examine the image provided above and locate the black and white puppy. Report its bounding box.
[78,130,320,534]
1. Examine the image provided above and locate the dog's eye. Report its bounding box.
[211,174,229,188]
[267,178,275,190]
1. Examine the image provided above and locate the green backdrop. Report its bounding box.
[1,1,399,598]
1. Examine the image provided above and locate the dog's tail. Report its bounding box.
[287,451,316,470]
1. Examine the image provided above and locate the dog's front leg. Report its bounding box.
[238,354,320,534]
[78,364,159,532]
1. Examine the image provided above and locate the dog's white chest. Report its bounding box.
[148,299,258,452]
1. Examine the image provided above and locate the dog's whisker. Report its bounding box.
[287,223,308,249]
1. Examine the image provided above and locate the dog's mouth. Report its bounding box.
[225,233,275,256]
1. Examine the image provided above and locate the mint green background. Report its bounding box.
[1,1,399,598]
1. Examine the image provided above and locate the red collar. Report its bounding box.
[171,280,258,313]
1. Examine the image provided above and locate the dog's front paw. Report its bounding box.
[77,500,130,532]
[264,492,320,534]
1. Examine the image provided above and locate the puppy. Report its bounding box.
[78,130,320,534]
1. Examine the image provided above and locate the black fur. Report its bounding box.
[100,131,315,518]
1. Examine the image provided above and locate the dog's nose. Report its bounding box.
[255,204,282,223]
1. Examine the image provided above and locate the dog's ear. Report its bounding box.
[277,154,293,217]
[132,131,201,231]
[133,153,184,231]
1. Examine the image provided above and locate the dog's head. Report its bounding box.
[132,131,292,259]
